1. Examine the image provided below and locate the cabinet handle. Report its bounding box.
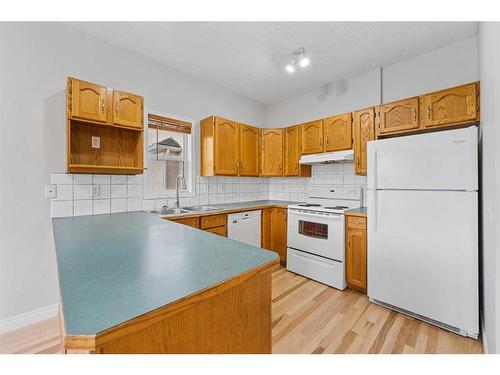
[115,102,119,116]
[427,106,431,120]
[413,109,417,121]
[101,99,105,114]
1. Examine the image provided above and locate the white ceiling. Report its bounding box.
[66,22,477,105]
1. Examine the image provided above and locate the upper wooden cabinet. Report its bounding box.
[352,107,375,176]
[201,116,240,176]
[284,126,311,177]
[301,120,324,155]
[68,78,108,123]
[420,82,479,129]
[239,124,260,176]
[261,128,283,177]
[378,97,419,136]
[323,113,352,152]
[112,90,143,129]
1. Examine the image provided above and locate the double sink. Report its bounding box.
[150,205,222,216]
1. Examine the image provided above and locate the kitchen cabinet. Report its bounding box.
[420,82,479,129]
[68,78,108,123]
[171,216,200,228]
[261,207,287,264]
[284,126,311,177]
[66,77,144,175]
[301,120,324,155]
[200,116,240,176]
[112,90,143,130]
[352,107,375,176]
[323,113,352,152]
[239,124,260,176]
[378,97,419,136]
[260,128,283,177]
[168,213,227,237]
[345,214,367,293]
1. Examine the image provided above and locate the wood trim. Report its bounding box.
[148,113,192,134]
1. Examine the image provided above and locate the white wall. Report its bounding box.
[0,23,268,327]
[478,22,500,354]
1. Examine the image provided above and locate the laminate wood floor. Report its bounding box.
[0,268,482,354]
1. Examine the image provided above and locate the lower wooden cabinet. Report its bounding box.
[262,207,287,264]
[171,216,200,228]
[205,226,227,237]
[345,214,367,293]
[168,214,227,237]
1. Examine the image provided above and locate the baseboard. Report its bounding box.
[0,304,58,335]
[481,312,489,354]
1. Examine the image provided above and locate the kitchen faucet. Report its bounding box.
[174,175,187,208]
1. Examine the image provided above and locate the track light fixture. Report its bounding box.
[285,47,310,73]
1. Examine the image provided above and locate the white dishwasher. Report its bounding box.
[227,210,262,247]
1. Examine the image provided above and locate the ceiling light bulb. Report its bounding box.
[286,64,295,73]
[299,56,310,67]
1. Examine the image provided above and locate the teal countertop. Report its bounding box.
[345,207,368,215]
[52,211,279,336]
[210,200,301,210]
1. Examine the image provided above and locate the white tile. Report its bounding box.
[127,198,142,212]
[74,200,92,216]
[333,174,343,185]
[74,184,92,200]
[127,175,143,185]
[111,198,127,213]
[51,173,73,185]
[343,173,355,186]
[74,174,93,184]
[111,184,127,198]
[93,199,111,215]
[127,184,142,198]
[199,195,209,205]
[208,184,217,194]
[198,184,208,194]
[96,184,111,199]
[93,174,111,184]
[155,199,170,210]
[51,201,73,218]
[111,175,127,184]
[54,184,73,201]
[142,199,156,211]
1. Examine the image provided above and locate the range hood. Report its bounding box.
[299,149,354,165]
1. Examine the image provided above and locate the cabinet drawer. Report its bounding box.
[170,216,200,228]
[200,214,227,229]
[204,226,227,237]
[346,216,366,229]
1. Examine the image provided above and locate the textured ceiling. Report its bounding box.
[66,22,477,105]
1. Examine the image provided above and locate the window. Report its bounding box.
[143,111,195,199]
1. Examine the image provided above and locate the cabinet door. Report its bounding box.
[261,129,283,177]
[345,223,367,292]
[378,97,419,136]
[113,90,143,129]
[420,83,478,128]
[323,113,352,152]
[214,117,240,175]
[352,108,375,176]
[261,208,272,249]
[239,124,260,176]
[271,208,288,264]
[69,78,107,123]
[301,120,324,154]
[284,126,300,176]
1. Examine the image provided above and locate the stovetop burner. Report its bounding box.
[298,203,321,207]
[324,206,349,210]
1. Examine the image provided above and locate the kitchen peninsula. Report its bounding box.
[52,211,278,354]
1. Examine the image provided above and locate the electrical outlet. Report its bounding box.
[91,136,101,149]
[91,184,100,197]
[45,184,57,198]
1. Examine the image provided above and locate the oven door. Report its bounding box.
[287,209,344,261]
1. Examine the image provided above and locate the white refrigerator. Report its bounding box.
[367,126,479,338]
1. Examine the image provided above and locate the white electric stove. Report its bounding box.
[287,186,362,290]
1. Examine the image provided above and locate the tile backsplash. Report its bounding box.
[50,161,366,218]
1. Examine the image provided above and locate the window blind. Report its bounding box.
[147,113,192,134]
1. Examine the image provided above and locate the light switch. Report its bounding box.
[92,136,101,149]
[45,184,57,198]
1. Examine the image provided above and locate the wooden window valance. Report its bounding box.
[148,114,192,134]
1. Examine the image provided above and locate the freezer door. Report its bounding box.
[367,126,478,191]
[367,189,478,335]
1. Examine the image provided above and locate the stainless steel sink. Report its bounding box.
[150,208,191,215]
[183,205,221,213]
